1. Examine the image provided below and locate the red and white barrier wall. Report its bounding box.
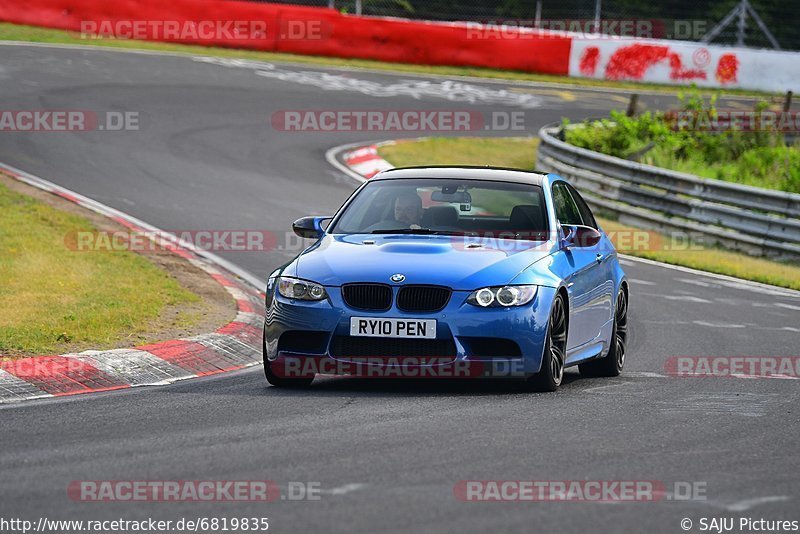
[0,0,570,75]
[569,38,800,93]
[1,0,798,93]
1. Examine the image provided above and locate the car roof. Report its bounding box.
[371,166,548,185]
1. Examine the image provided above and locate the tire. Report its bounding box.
[263,326,315,388]
[525,293,567,392]
[579,288,628,378]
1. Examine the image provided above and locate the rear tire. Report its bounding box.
[579,288,627,378]
[525,293,567,392]
[263,326,315,388]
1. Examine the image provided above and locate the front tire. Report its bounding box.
[263,326,315,388]
[525,293,567,392]
[579,287,628,378]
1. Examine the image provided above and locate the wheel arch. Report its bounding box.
[619,278,629,307]
[556,285,570,332]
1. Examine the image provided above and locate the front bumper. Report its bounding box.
[264,285,556,378]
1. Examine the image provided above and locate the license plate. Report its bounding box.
[349,317,437,339]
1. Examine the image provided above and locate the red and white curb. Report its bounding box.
[341,144,395,180]
[0,162,266,405]
[326,140,400,183]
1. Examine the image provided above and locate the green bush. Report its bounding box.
[564,90,800,193]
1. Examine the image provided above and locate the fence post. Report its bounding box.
[593,0,602,34]
[626,94,639,117]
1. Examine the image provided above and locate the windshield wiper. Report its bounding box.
[370,228,462,235]
[370,228,436,234]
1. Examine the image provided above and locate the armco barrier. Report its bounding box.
[0,0,571,75]
[536,123,800,259]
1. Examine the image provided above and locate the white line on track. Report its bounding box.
[692,320,747,328]
[714,496,791,512]
[619,255,800,299]
[318,483,369,496]
[662,295,713,303]
[675,278,712,287]
[625,371,667,378]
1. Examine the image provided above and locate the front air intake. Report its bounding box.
[397,285,451,312]
[341,283,393,311]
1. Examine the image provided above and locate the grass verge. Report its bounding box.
[0,22,775,97]
[0,175,231,356]
[377,137,800,290]
[381,137,540,169]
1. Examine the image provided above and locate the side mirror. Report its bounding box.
[560,225,576,249]
[292,216,332,239]
[561,225,602,249]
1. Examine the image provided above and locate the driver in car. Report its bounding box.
[393,192,423,229]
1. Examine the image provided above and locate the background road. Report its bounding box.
[1,43,798,533]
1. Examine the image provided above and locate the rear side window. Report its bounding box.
[565,184,598,229]
[551,182,583,226]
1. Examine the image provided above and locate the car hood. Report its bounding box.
[292,234,555,290]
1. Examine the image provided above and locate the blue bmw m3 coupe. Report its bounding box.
[263,167,628,391]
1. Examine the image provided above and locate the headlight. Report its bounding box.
[467,285,537,307]
[277,276,327,301]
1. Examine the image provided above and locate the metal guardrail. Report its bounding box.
[536,123,800,259]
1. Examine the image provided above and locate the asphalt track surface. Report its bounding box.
[1,43,798,533]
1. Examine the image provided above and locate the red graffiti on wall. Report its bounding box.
[716,53,739,84]
[580,43,740,85]
[668,52,707,80]
[579,46,600,76]
[604,43,706,81]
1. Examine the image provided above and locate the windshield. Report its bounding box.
[330,178,549,239]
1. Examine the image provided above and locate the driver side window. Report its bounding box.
[551,182,583,226]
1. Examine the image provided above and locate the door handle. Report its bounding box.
[596,253,604,264]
